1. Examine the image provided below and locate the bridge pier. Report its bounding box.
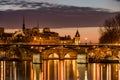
[33,52,43,64]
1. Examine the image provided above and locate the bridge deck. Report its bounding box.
[0,43,120,47]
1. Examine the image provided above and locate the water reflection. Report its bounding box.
[77,64,87,80]
[87,63,119,80]
[48,60,58,80]
[31,63,42,80]
[0,61,120,80]
[43,59,77,80]
[64,60,77,80]
[0,61,31,80]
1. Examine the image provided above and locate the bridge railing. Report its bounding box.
[0,43,120,47]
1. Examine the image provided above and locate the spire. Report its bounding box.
[22,16,25,31]
[75,30,80,37]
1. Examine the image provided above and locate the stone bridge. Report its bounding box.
[0,43,120,61]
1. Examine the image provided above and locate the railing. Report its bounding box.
[0,43,120,47]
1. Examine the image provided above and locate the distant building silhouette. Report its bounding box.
[0,17,81,44]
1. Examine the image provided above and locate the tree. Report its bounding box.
[99,14,120,43]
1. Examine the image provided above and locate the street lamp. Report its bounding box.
[85,37,88,45]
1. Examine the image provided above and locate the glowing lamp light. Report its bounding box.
[85,37,88,41]
[34,37,37,41]
[85,37,88,45]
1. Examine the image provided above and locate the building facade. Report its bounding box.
[74,30,80,45]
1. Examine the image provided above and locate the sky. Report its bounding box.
[30,0,120,11]
[0,0,120,28]
[0,0,120,11]
[0,0,120,43]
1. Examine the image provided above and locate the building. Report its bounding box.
[12,30,27,42]
[32,27,40,36]
[60,35,73,44]
[74,30,80,45]
[0,33,13,43]
[32,27,60,44]
[0,27,81,44]
[0,17,81,44]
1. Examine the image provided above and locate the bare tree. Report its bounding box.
[99,14,120,43]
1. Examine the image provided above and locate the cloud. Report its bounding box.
[0,0,64,11]
[0,0,119,28]
[0,4,118,28]
[0,0,41,10]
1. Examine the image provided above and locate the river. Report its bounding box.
[0,60,120,80]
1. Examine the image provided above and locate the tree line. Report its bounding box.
[99,13,120,44]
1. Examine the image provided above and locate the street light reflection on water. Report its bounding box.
[0,61,120,80]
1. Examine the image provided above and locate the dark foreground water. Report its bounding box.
[0,60,120,80]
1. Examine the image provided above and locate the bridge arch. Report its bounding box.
[65,54,70,58]
[42,46,77,80]
[42,46,77,60]
[48,53,59,59]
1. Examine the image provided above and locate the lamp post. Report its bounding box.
[85,37,88,45]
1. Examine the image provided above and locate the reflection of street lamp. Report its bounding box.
[85,37,88,45]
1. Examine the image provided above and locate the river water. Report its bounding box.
[0,61,120,80]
